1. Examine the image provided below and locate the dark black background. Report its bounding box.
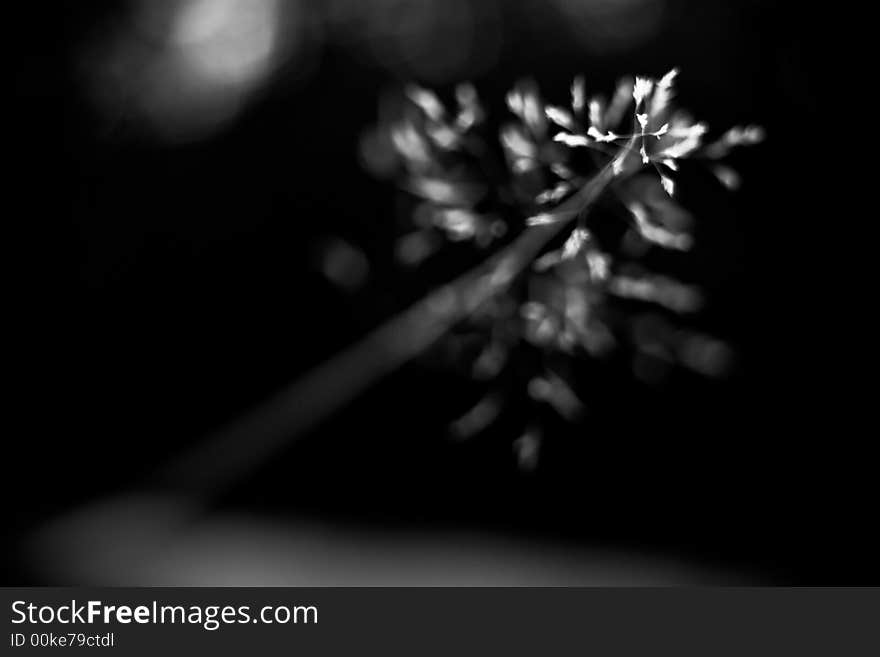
[10,1,864,583]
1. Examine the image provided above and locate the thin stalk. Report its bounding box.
[159,155,628,497]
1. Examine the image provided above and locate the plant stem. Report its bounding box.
[160,160,622,496]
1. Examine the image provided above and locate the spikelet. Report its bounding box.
[648,68,678,118]
[571,75,586,114]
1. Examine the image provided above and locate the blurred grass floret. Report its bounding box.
[361,69,763,470]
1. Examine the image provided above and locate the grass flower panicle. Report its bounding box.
[361,69,763,468]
